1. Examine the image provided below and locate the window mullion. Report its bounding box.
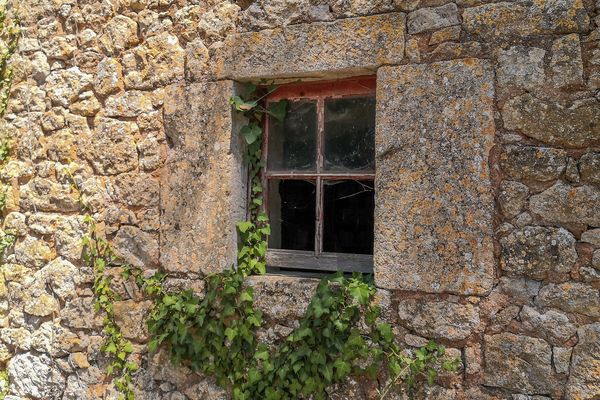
[315,97,325,256]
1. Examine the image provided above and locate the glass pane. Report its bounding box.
[268,101,317,171]
[324,96,375,171]
[268,179,316,251]
[323,180,374,255]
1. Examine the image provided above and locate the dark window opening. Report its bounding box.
[262,77,376,273]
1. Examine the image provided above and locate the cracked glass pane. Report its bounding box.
[324,96,375,171]
[268,100,317,171]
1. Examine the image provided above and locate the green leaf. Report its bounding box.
[241,124,262,144]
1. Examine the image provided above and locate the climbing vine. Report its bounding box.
[78,84,458,400]
[0,2,18,396]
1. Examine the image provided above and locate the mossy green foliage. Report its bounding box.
[0,369,8,400]
[0,0,19,118]
[80,84,458,400]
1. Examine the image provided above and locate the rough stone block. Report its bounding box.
[374,59,495,295]
[497,45,546,91]
[463,0,589,41]
[551,34,584,89]
[216,13,405,80]
[500,226,577,280]
[397,299,480,340]
[566,323,600,399]
[536,282,600,318]
[161,81,245,276]
[579,152,600,184]
[498,181,529,219]
[530,183,600,226]
[113,300,153,342]
[407,4,459,34]
[483,333,553,394]
[519,305,576,345]
[502,94,600,149]
[500,145,567,182]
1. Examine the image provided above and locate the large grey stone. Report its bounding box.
[530,182,600,227]
[161,81,245,276]
[500,146,567,182]
[502,94,600,149]
[579,153,600,184]
[497,46,546,91]
[216,13,405,80]
[407,4,459,34]
[483,333,553,394]
[246,275,318,321]
[374,59,495,295]
[550,33,584,89]
[581,229,600,247]
[113,226,159,269]
[519,305,577,345]
[536,282,600,317]
[463,0,589,41]
[500,226,577,280]
[566,323,600,399]
[498,181,529,219]
[78,118,139,176]
[397,299,480,341]
[8,352,65,399]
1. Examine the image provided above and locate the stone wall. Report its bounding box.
[2,0,600,399]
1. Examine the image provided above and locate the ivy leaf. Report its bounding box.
[230,95,257,111]
[241,124,262,144]
[237,221,253,233]
[225,327,238,341]
[333,359,351,379]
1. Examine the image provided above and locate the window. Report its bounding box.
[263,77,376,273]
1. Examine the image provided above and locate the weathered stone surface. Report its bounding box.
[110,172,159,208]
[554,346,572,374]
[375,59,495,295]
[519,305,576,345]
[502,94,600,148]
[62,297,103,329]
[198,2,240,43]
[530,183,600,226]
[78,118,139,175]
[24,292,59,317]
[500,146,567,182]
[463,0,589,40]
[407,4,459,34]
[98,15,139,55]
[45,67,94,108]
[551,34,584,89]
[8,352,65,398]
[113,226,159,268]
[579,153,600,184]
[582,229,600,247]
[34,257,79,301]
[14,236,55,269]
[397,299,480,340]
[429,25,461,45]
[497,46,546,91]
[105,90,154,117]
[161,81,245,275]
[218,13,405,80]
[122,32,185,89]
[498,180,529,219]
[536,282,600,317]
[94,57,124,97]
[114,300,153,342]
[483,333,553,393]
[500,226,577,280]
[246,275,318,321]
[19,178,80,213]
[54,217,85,262]
[566,323,600,399]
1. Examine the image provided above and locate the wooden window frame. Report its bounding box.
[262,76,376,274]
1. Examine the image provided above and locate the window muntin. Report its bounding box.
[263,77,376,273]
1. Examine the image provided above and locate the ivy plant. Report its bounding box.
[77,83,459,400]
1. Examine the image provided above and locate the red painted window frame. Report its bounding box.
[262,76,376,273]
